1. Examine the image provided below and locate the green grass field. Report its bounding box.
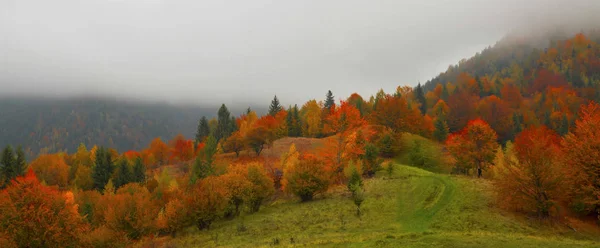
[173,165,600,247]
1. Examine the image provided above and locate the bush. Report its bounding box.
[399,134,443,172]
[282,154,330,202]
[104,183,159,240]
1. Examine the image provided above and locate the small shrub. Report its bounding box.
[386,162,394,178]
[282,154,330,202]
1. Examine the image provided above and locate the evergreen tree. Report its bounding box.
[190,135,218,184]
[286,106,294,136]
[441,84,449,100]
[559,114,569,136]
[415,83,427,114]
[113,159,132,189]
[268,95,282,116]
[132,157,146,183]
[246,107,252,115]
[14,145,26,178]
[324,90,335,110]
[230,116,238,133]
[215,104,232,141]
[347,162,363,194]
[433,118,449,142]
[0,146,15,186]
[92,147,114,191]
[512,112,523,137]
[292,104,302,136]
[196,116,210,144]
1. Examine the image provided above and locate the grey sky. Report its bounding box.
[1,0,599,107]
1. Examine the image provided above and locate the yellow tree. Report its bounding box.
[300,100,323,137]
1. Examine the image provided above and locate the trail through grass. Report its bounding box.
[173,165,600,247]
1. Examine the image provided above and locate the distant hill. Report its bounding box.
[423,29,600,93]
[0,97,217,156]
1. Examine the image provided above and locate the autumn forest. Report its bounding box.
[2,32,600,247]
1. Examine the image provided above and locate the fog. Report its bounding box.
[1,0,599,107]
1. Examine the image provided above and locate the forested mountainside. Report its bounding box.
[424,29,600,93]
[0,97,215,156]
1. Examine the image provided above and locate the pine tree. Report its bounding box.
[0,145,15,186]
[92,147,114,191]
[292,105,302,136]
[230,116,238,133]
[324,90,335,110]
[14,145,26,178]
[433,118,449,142]
[512,112,523,136]
[415,83,427,114]
[132,157,146,183]
[268,95,282,116]
[114,159,132,189]
[196,116,210,144]
[347,163,363,194]
[190,135,218,184]
[559,114,569,136]
[286,106,294,136]
[215,104,232,141]
[441,84,449,100]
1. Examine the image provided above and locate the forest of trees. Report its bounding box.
[1,32,600,247]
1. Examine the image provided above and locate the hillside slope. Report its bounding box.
[0,97,215,155]
[173,165,600,247]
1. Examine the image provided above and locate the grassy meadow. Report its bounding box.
[170,164,600,247]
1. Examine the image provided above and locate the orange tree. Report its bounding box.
[562,101,600,214]
[446,119,498,177]
[282,154,330,202]
[186,176,230,230]
[495,126,564,217]
[0,170,88,247]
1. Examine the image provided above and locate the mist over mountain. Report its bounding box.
[1,0,599,106]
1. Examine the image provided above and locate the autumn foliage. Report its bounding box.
[495,126,563,217]
[446,119,498,177]
[0,170,88,247]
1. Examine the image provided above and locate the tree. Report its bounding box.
[113,159,132,189]
[215,104,233,141]
[282,154,330,202]
[0,146,15,186]
[446,119,499,177]
[223,131,245,157]
[157,197,188,237]
[286,105,302,137]
[362,143,382,177]
[104,183,159,240]
[415,83,427,114]
[562,102,600,214]
[495,126,563,218]
[0,170,88,247]
[186,176,229,230]
[268,95,282,116]
[28,154,70,188]
[324,90,335,111]
[433,117,449,142]
[246,126,272,156]
[300,100,323,137]
[92,147,114,191]
[132,157,146,183]
[147,138,169,166]
[190,135,218,183]
[13,146,25,179]
[196,116,210,144]
[169,134,195,162]
[244,162,275,212]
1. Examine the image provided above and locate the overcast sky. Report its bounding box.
[1,0,599,107]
